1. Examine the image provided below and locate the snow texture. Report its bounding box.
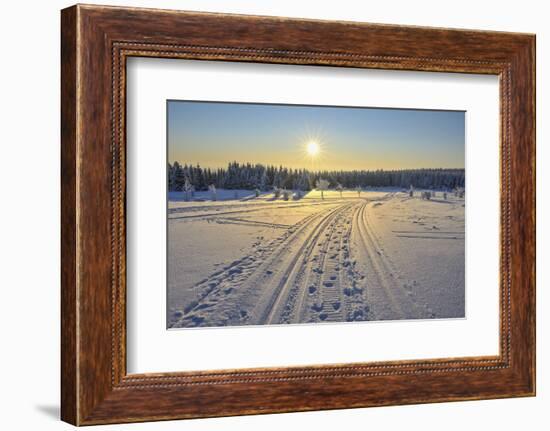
[168,189,465,328]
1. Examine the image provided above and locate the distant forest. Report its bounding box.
[168,161,465,192]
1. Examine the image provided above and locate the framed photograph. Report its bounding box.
[61,4,535,425]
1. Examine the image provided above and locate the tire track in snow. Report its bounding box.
[310,205,355,323]
[169,199,345,219]
[257,201,357,325]
[271,200,366,325]
[172,193,440,328]
[170,192,460,329]
[170,202,352,327]
[290,208,348,324]
[169,210,320,327]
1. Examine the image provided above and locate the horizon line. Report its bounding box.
[168,160,465,172]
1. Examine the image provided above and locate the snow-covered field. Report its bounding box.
[168,189,465,328]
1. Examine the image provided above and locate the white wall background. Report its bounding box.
[0,0,546,429]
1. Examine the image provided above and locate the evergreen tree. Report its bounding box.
[167,161,465,193]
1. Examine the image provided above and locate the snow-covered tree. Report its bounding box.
[168,163,176,191]
[208,184,217,201]
[167,161,465,192]
[409,184,414,197]
[183,178,193,201]
[170,162,187,191]
[273,170,282,189]
[282,189,290,201]
[355,186,362,197]
[259,170,268,191]
[254,188,260,198]
[316,179,329,200]
[194,164,206,190]
[293,170,310,193]
[273,187,281,199]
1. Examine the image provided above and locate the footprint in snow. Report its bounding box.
[311,303,323,312]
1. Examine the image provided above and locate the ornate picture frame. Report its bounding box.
[61,4,535,425]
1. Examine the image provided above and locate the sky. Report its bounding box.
[168,100,465,171]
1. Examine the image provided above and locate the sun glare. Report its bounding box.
[307,141,320,156]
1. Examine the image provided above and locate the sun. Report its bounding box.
[307,140,320,156]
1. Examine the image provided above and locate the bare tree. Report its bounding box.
[316,179,329,200]
[336,183,343,198]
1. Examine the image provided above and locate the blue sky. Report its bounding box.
[168,100,465,171]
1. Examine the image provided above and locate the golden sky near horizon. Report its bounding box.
[168,101,465,171]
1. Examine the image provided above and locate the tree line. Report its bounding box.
[168,161,465,192]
